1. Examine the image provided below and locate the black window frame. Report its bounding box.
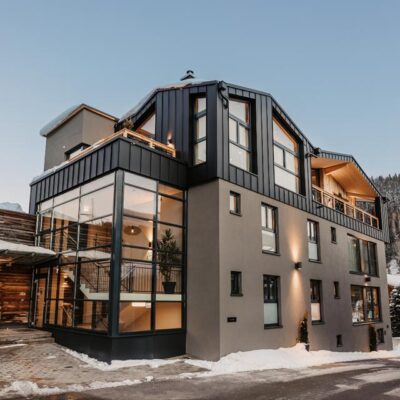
[263,275,281,328]
[336,334,343,347]
[307,220,320,262]
[334,281,340,299]
[331,227,337,244]
[348,235,378,277]
[229,191,241,216]
[351,285,381,324]
[193,96,207,166]
[310,279,323,324]
[261,204,279,254]
[228,97,253,173]
[230,271,242,296]
[377,328,384,344]
[272,117,302,194]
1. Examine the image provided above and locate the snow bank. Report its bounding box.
[64,348,178,371]
[0,379,142,398]
[185,343,400,376]
[388,273,400,288]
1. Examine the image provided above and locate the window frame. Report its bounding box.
[228,98,252,172]
[193,96,207,165]
[261,203,279,255]
[230,271,242,297]
[272,117,302,194]
[331,227,337,244]
[263,275,281,328]
[307,220,320,262]
[351,285,381,324]
[348,235,379,277]
[334,281,340,299]
[310,279,323,324]
[229,191,241,216]
[136,110,156,138]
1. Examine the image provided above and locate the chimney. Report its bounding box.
[180,70,195,81]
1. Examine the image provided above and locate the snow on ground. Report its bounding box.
[64,348,178,371]
[0,379,143,398]
[0,344,26,349]
[388,273,400,288]
[184,343,400,377]
[66,343,400,377]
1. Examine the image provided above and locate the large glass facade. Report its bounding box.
[120,172,184,333]
[33,171,185,335]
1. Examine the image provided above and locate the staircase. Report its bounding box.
[0,328,54,345]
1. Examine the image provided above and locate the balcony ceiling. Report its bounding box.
[311,157,377,199]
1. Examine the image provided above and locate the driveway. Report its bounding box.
[13,358,400,400]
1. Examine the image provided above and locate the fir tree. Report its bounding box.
[390,288,400,337]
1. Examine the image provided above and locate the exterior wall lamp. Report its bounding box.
[295,262,302,270]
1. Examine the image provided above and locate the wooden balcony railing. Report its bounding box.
[312,185,379,228]
[68,128,176,163]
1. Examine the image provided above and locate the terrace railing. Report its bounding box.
[312,185,379,228]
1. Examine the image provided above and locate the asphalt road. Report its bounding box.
[12,358,400,400]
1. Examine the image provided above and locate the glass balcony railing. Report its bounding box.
[312,185,379,228]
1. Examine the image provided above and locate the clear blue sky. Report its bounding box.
[1,0,399,211]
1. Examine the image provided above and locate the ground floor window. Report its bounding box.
[351,285,381,323]
[263,275,280,327]
[310,280,323,323]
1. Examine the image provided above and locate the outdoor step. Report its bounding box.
[0,328,54,345]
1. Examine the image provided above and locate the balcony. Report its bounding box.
[312,185,379,228]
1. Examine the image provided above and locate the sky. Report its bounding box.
[0,0,399,211]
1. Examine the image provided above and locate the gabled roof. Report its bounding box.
[40,103,117,137]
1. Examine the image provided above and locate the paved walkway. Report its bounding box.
[0,341,204,398]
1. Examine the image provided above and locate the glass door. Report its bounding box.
[33,274,47,328]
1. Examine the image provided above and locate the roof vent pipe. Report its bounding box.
[181,70,195,81]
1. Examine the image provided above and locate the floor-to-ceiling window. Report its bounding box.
[120,172,185,333]
[35,173,115,332]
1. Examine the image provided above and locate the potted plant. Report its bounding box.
[297,312,310,351]
[157,228,180,294]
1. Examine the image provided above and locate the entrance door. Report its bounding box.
[33,275,47,328]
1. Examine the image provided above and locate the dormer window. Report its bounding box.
[137,111,156,138]
[229,99,251,172]
[273,118,301,193]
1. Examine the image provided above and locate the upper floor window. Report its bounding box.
[229,99,251,171]
[229,191,241,215]
[193,97,207,165]
[307,220,320,261]
[273,118,300,193]
[261,204,278,253]
[231,271,242,296]
[137,111,156,138]
[65,143,89,161]
[348,235,378,276]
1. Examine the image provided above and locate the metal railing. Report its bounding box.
[312,185,379,228]
[120,264,182,293]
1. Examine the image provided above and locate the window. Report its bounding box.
[273,118,301,193]
[331,227,337,243]
[231,271,242,296]
[348,235,378,276]
[137,111,156,137]
[336,334,343,347]
[310,280,323,323]
[261,204,278,253]
[307,220,320,261]
[334,281,340,299]
[65,143,89,160]
[263,275,280,327]
[229,192,241,215]
[229,99,251,171]
[193,97,207,165]
[351,285,381,323]
[377,328,384,344]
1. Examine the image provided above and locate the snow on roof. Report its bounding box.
[118,79,206,122]
[0,239,55,256]
[0,202,23,212]
[40,104,117,137]
[387,273,400,288]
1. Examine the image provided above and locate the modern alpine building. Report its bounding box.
[2,72,392,361]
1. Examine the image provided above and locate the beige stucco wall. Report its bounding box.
[44,109,115,170]
[187,179,392,360]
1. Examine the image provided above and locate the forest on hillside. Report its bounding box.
[373,174,400,272]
